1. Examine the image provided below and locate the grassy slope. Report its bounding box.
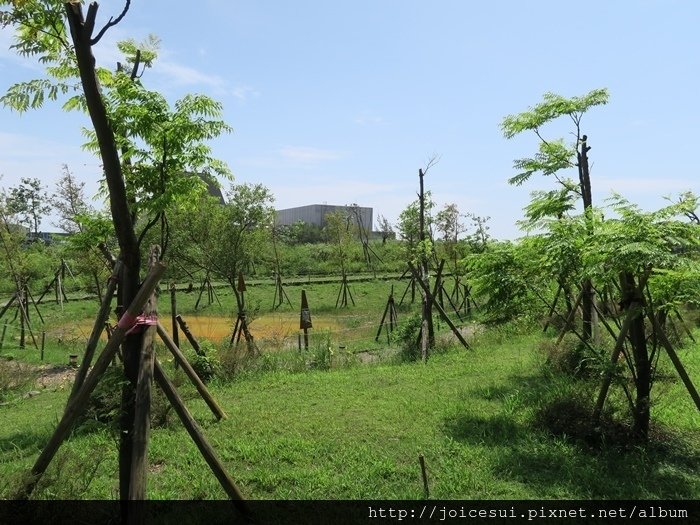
[1,327,698,500]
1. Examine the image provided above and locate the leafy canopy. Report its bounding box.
[501,88,609,187]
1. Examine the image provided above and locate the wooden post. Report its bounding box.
[593,270,651,422]
[419,454,429,499]
[375,286,398,342]
[409,263,470,350]
[649,313,700,412]
[0,293,17,321]
[543,284,563,332]
[0,319,8,350]
[300,290,312,350]
[16,262,166,500]
[556,289,584,345]
[157,323,226,420]
[170,283,179,350]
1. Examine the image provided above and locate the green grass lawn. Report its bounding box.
[1,323,698,500]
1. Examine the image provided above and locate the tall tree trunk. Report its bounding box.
[65,2,142,502]
[418,169,434,354]
[577,135,595,344]
[620,271,650,439]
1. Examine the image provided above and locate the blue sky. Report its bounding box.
[1,0,698,239]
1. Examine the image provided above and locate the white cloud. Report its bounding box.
[279,146,342,164]
[154,60,227,91]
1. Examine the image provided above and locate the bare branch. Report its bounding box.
[90,0,131,46]
[422,153,441,175]
[534,128,551,148]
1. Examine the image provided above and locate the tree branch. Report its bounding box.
[90,0,131,46]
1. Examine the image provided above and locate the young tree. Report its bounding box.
[501,89,609,343]
[435,203,465,267]
[376,214,394,244]
[2,1,232,503]
[170,183,275,303]
[52,164,90,234]
[5,177,51,235]
[582,195,700,439]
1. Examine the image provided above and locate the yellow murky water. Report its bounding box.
[61,312,342,346]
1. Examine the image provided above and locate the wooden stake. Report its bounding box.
[419,454,429,499]
[409,263,470,350]
[170,283,180,350]
[69,260,122,402]
[649,313,700,412]
[300,290,312,350]
[153,359,247,510]
[157,323,226,420]
[592,269,652,422]
[175,315,205,356]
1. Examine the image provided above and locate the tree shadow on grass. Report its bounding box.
[0,430,49,458]
[443,373,700,499]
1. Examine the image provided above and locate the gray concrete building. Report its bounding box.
[276,204,373,232]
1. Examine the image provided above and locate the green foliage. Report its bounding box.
[501,89,609,139]
[392,312,423,362]
[308,331,334,370]
[4,177,51,234]
[189,352,219,383]
[510,139,575,186]
[51,164,91,234]
[83,70,232,231]
[501,88,609,190]
[323,210,355,274]
[168,183,275,287]
[0,358,36,402]
[464,240,541,324]
[0,1,79,113]
[518,185,578,231]
[276,221,326,244]
[582,194,700,285]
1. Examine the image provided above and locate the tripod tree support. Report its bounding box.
[408,263,470,351]
[375,285,398,343]
[17,262,166,500]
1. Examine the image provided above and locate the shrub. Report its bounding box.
[189,353,219,383]
[392,313,423,362]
